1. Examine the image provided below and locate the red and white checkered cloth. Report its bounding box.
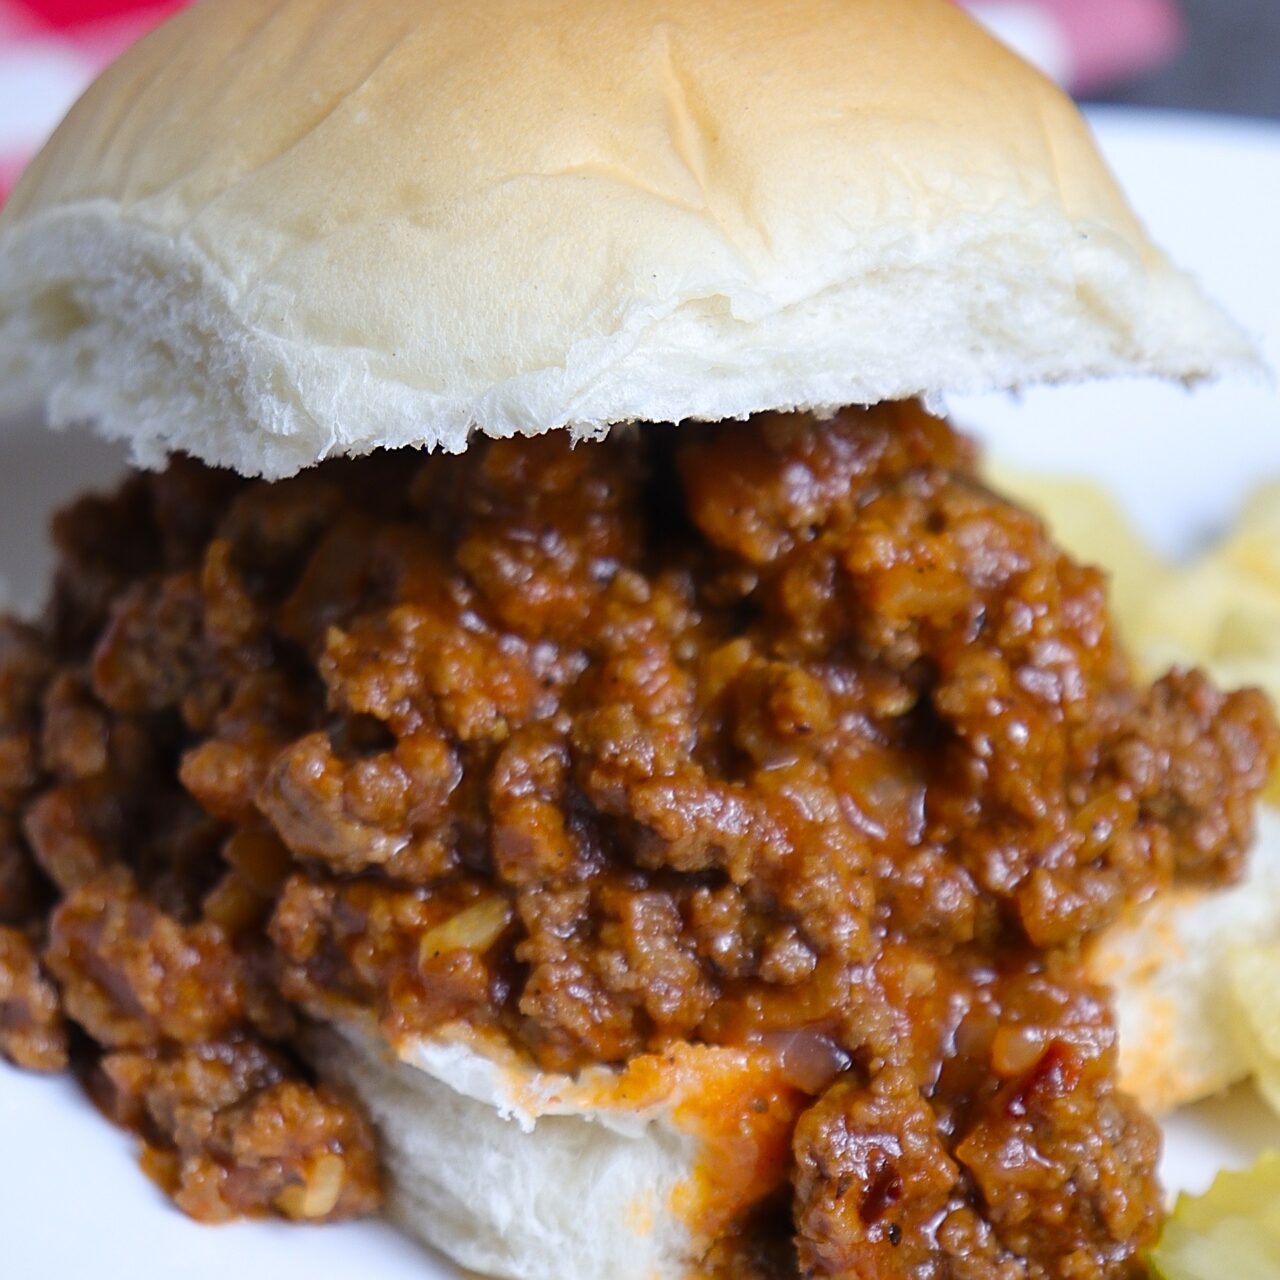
[0,0,1182,205]
[0,0,181,198]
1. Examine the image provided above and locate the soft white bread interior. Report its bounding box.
[313,1029,697,1280]
[0,0,1253,479]
[1087,804,1280,1115]
[307,1024,803,1280]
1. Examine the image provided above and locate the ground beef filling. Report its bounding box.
[0,403,1275,1276]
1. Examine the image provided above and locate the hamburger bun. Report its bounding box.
[306,1023,805,1280]
[0,0,1252,479]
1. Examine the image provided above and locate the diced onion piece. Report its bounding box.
[202,871,265,934]
[759,1030,852,1095]
[418,896,513,963]
[276,1153,346,1220]
[223,828,294,897]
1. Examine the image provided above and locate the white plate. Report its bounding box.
[3,107,1280,1275]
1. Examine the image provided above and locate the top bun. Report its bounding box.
[0,0,1252,478]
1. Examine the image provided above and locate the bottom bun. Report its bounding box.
[308,1024,804,1280]
[1088,805,1280,1114]
[305,807,1280,1280]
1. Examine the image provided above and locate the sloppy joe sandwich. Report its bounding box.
[0,2,1276,1278]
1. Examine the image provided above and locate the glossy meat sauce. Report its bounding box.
[0,404,1275,1276]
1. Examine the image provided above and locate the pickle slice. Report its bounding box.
[1148,1152,1280,1280]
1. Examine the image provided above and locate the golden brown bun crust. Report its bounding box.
[0,0,1252,476]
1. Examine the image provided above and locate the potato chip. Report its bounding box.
[1148,1151,1280,1280]
[1227,944,1280,1115]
